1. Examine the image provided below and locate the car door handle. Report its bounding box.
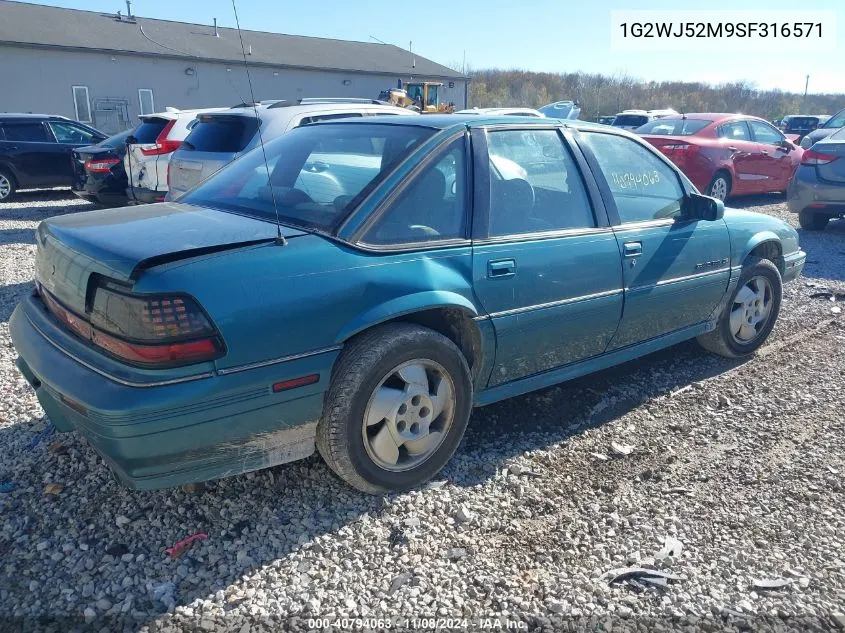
[623,241,642,258]
[487,259,516,278]
[6,145,18,150]
[727,146,738,152]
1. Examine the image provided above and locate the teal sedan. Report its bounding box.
[10,116,806,493]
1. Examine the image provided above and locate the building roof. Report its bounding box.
[0,0,466,80]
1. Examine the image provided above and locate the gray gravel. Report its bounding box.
[1,191,844,632]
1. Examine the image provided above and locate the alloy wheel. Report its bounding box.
[710,177,728,201]
[362,359,455,472]
[0,174,11,200]
[730,276,773,344]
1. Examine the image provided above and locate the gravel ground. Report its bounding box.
[1,191,844,632]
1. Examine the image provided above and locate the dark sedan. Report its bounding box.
[788,126,845,230]
[71,129,134,207]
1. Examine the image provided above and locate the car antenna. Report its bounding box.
[231,0,286,246]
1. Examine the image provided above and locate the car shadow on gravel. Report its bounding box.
[0,336,749,629]
[0,190,94,225]
[0,281,34,322]
[450,339,745,485]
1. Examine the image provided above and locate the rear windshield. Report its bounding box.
[133,118,169,143]
[182,116,260,153]
[636,118,710,136]
[101,129,134,149]
[613,115,649,127]
[824,110,845,128]
[182,123,435,233]
[785,117,819,130]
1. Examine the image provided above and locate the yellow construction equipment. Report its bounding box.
[379,81,455,113]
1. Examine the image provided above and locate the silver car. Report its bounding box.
[787,126,845,231]
[166,99,416,199]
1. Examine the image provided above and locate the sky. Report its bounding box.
[22,0,845,94]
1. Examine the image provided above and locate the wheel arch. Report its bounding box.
[743,234,785,275]
[0,161,20,186]
[333,292,485,379]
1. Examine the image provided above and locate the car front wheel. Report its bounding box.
[317,323,472,494]
[697,257,782,358]
[798,209,830,231]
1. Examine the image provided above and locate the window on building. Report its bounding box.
[138,89,155,116]
[72,86,92,123]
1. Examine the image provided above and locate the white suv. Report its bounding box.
[124,107,226,204]
[611,108,679,131]
[167,99,416,199]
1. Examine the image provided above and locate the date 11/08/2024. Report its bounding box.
[307,617,528,630]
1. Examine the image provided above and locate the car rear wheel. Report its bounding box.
[707,171,731,201]
[697,257,782,358]
[0,170,16,203]
[316,323,472,494]
[798,209,830,231]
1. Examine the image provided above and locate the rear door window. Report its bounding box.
[183,117,259,152]
[486,129,594,236]
[717,121,752,141]
[362,137,467,245]
[3,122,51,142]
[133,118,170,143]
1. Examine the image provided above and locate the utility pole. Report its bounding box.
[803,75,809,113]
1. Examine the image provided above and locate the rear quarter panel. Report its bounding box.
[131,235,480,371]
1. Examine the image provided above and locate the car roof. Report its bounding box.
[208,100,413,121]
[0,113,71,120]
[647,113,764,124]
[315,114,619,134]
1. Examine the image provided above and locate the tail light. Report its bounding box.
[138,120,182,156]
[801,149,838,165]
[84,158,120,173]
[38,281,224,368]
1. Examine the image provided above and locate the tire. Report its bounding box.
[706,171,731,201]
[697,256,782,358]
[316,323,472,494]
[798,209,830,231]
[0,169,16,203]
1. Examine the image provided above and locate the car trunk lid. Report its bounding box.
[35,203,305,314]
[72,145,120,189]
[813,139,845,184]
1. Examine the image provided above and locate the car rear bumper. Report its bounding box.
[10,295,337,490]
[787,167,845,216]
[126,186,167,205]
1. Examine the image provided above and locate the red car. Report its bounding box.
[637,114,804,201]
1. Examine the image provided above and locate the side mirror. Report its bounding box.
[683,193,724,221]
[778,139,795,151]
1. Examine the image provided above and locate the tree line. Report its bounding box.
[465,69,845,122]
